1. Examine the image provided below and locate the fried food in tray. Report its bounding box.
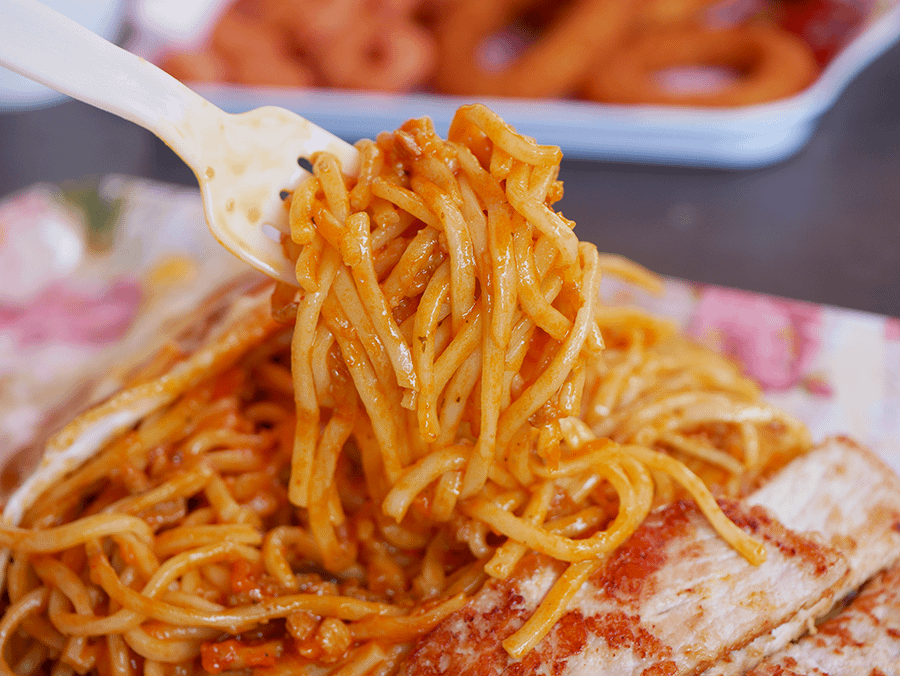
[160,0,828,107]
[1,107,896,675]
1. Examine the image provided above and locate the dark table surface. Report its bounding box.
[1,44,899,318]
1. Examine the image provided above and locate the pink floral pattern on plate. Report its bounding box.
[0,279,142,348]
[886,316,900,341]
[688,286,823,392]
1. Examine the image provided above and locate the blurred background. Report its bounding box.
[1,0,899,317]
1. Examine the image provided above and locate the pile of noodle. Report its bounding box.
[0,105,810,675]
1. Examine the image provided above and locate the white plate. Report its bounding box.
[136,0,900,168]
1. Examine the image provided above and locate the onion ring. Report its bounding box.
[276,0,369,46]
[258,0,436,93]
[316,20,437,92]
[435,0,642,99]
[639,0,719,27]
[211,7,317,87]
[583,23,819,107]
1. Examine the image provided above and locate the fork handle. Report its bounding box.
[0,0,217,167]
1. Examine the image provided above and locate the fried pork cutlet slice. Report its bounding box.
[401,498,848,676]
[747,562,900,675]
[704,437,900,676]
[748,436,900,592]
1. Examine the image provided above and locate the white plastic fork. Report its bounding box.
[0,0,359,285]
